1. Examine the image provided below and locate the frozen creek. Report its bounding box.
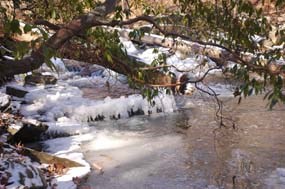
[6,38,284,188]
[81,95,285,189]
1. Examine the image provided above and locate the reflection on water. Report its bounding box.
[82,95,285,189]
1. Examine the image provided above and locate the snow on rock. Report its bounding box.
[166,54,219,77]
[120,37,222,80]
[120,37,139,55]
[136,47,169,65]
[43,134,93,189]
[0,92,11,112]
[50,57,66,72]
[0,143,47,189]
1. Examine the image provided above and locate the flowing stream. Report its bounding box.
[80,95,285,189]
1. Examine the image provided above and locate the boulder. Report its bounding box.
[0,92,11,112]
[6,85,28,98]
[8,118,48,143]
[25,73,57,85]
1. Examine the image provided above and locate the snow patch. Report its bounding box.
[44,134,93,189]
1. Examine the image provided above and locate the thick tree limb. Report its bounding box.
[0,13,178,86]
[60,42,176,86]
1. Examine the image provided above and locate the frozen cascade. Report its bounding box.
[20,82,177,123]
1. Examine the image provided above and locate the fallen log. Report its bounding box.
[117,28,285,76]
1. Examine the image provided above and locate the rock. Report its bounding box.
[6,85,28,98]
[25,72,57,85]
[23,148,84,168]
[0,76,14,86]
[79,65,105,77]
[0,92,11,112]
[8,118,48,143]
[63,59,86,72]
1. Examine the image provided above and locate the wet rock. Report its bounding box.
[0,92,11,112]
[8,118,48,143]
[0,76,14,86]
[6,85,28,98]
[63,59,86,72]
[25,73,57,85]
[66,65,82,72]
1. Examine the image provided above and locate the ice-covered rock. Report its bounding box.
[25,72,57,85]
[8,118,48,143]
[20,82,177,123]
[0,92,11,112]
[79,65,105,77]
[50,57,66,72]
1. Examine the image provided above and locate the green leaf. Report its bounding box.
[23,24,32,33]
[51,9,57,19]
[269,98,278,110]
[104,52,113,63]
[10,19,22,35]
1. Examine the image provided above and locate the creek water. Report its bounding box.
[81,95,285,189]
